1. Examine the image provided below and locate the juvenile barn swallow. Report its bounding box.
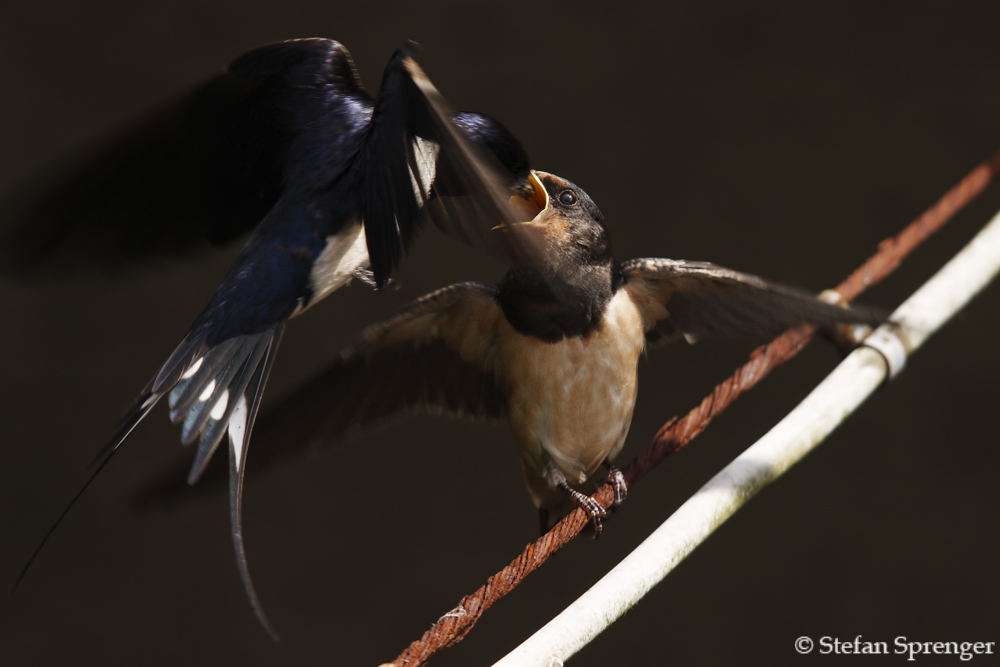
[1,38,538,636]
[259,171,882,533]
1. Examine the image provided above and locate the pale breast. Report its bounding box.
[499,289,647,484]
[294,220,370,317]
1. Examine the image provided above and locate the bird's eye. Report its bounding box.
[559,191,577,206]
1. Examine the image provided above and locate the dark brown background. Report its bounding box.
[1,2,998,665]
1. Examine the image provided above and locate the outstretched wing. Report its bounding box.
[620,258,884,344]
[256,282,507,452]
[0,39,371,276]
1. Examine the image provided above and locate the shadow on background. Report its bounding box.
[1,2,997,665]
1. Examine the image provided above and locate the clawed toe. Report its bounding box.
[559,483,607,537]
[606,464,627,509]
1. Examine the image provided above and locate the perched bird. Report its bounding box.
[255,171,883,533]
[1,38,540,637]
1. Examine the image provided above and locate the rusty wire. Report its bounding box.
[384,148,1000,667]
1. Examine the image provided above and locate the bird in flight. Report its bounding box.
[1,38,543,638]
[255,170,883,536]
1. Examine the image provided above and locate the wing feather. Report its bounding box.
[348,45,535,286]
[254,282,505,454]
[620,258,884,345]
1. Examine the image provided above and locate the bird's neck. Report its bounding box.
[497,261,622,342]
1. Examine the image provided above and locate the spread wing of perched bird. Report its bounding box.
[1,38,543,638]
[231,170,885,534]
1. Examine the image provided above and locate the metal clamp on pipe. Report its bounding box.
[861,324,908,380]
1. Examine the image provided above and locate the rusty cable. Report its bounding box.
[384,148,1000,667]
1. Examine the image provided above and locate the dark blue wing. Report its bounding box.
[0,39,372,276]
[348,45,535,286]
[11,39,538,639]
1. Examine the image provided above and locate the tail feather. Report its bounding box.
[178,334,266,445]
[16,386,164,592]
[152,336,207,395]
[224,323,284,640]
[167,337,245,419]
[92,384,164,465]
[15,322,286,632]
[186,328,276,484]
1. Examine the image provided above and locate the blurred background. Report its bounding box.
[1,2,998,665]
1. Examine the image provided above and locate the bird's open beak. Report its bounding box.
[494,171,548,230]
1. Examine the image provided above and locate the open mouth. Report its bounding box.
[497,171,549,229]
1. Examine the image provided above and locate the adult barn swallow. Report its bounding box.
[1,38,536,637]
[260,171,882,533]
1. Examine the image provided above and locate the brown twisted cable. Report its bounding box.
[384,148,1000,667]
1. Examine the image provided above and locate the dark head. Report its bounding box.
[499,171,614,274]
[496,171,620,341]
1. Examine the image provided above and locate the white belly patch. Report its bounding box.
[297,138,436,317]
[299,221,370,316]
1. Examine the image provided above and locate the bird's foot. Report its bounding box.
[603,460,627,509]
[351,267,399,291]
[557,482,607,537]
[543,460,609,537]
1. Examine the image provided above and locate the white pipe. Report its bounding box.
[492,207,1000,667]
